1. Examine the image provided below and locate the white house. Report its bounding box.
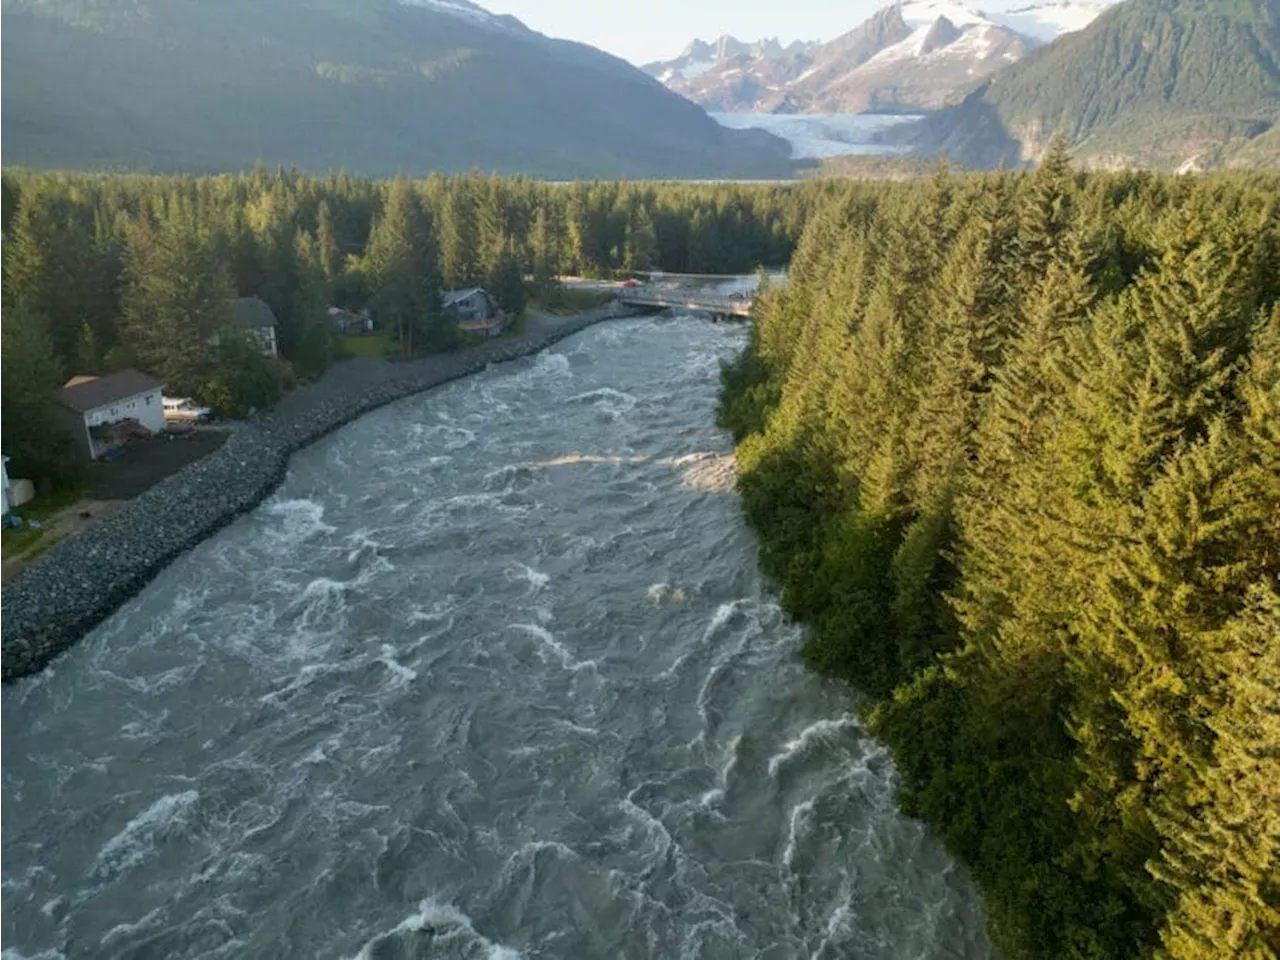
[58,370,166,460]
[2,456,10,516]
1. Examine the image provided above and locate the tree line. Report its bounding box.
[1,168,827,487]
[720,149,1279,959]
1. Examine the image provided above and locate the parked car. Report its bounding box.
[620,279,641,288]
[163,397,213,422]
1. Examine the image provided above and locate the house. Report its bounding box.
[208,297,280,357]
[328,306,374,335]
[1,456,34,516]
[443,288,509,338]
[57,370,166,460]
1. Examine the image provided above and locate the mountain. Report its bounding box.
[785,3,1036,113]
[0,0,794,179]
[641,35,820,113]
[985,1,1120,41]
[893,0,1280,169]
[643,1,1117,114]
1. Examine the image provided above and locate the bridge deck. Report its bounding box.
[615,288,753,316]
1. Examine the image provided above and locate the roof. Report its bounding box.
[442,288,488,307]
[58,370,164,414]
[230,296,278,329]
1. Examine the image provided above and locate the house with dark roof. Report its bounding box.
[443,287,508,338]
[58,370,166,460]
[210,297,279,357]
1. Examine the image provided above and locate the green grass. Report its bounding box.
[338,329,396,358]
[531,289,615,315]
[1,485,86,559]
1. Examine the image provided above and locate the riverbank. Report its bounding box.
[0,303,642,682]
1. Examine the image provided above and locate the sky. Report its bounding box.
[482,0,892,65]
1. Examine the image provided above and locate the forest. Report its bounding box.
[1,169,825,487]
[719,149,1280,958]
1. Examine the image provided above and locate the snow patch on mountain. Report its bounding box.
[985,1,1119,41]
[397,0,519,31]
[899,1,987,29]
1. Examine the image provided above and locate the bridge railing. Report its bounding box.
[615,288,753,315]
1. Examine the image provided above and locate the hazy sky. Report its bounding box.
[483,0,891,64]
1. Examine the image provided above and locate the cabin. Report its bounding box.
[329,306,374,335]
[443,288,509,338]
[58,370,166,460]
[208,297,280,357]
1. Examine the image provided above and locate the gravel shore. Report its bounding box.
[1,304,642,681]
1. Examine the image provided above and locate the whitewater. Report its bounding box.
[2,316,992,959]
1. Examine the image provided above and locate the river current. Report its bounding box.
[2,317,992,959]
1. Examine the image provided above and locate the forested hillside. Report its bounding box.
[1,170,822,488]
[897,0,1280,170]
[720,151,1280,958]
[0,0,793,179]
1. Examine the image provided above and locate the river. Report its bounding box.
[1,317,993,960]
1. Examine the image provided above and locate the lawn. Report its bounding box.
[530,288,615,315]
[339,329,396,358]
[1,485,85,559]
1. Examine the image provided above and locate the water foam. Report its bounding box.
[377,645,419,683]
[91,790,200,881]
[766,716,861,778]
[265,498,336,541]
[509,624,594,673]
[350,897,521,960]
[506,563,550,592]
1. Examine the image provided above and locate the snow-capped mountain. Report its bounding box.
[645,0,1120,113]
[642,36,818,110]
[985,1,1119,42]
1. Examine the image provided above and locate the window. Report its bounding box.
[146,395,153,405]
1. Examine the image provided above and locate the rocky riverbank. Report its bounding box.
[1,304,643,681]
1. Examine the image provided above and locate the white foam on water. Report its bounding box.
[265,498,336,541]
[698,733,746,810]
[350,896,521,960]
[91,790,199,881]
[377,645,418,683]
[647,583,687,603]
[1,950,69,960]
[781,796,817,872]
[567,387,638,419]
[767,716,861,778]
[290,577,351,634]
[99,907,164,949]
[506,563,550,591]
[508,624,595,673]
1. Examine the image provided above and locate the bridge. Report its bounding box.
[614,286,753,318]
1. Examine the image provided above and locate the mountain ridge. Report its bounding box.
[891,0,1280,169]
[0,0,796,178]
[642,0,1117,114]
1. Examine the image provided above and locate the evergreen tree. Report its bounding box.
[120,207,232,394]
[0,305,84,486]
[365,177,438,357]
[486,238,526,318]
[439,186,478,289]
